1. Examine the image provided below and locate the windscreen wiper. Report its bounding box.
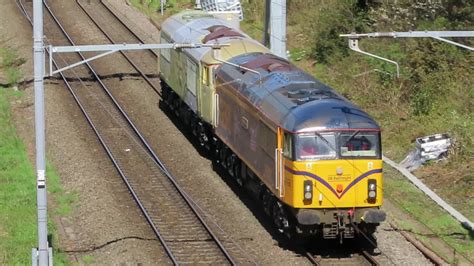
[314,131,336,153]
[344,130,360,146]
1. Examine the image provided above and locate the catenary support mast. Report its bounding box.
[264,0,287,58]
[32,0,51,264]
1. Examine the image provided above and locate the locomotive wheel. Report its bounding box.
[172,97,180,117]
[219,147,229,168]
[166,92,175,108]
[197,122,207,147]
[225,153,236,176]
[190,115,198,137]
[272,201,289,234]
[232,159,243,186]
[213,140,222,163]
[186,108,193,127]
[212,138,220,160]
[161,83,170,103]
[262,190,274,217]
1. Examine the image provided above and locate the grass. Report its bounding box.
[0,88,38,264]
[0,46,70,264]
[0,47,24,85]
[128,0,191,22]
[383,165,474,263]
[81,254,96,264]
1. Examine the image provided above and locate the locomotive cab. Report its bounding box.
[281,129,385,240]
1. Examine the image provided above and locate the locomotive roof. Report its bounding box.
[216,53,380,132]
[161,10,268,64]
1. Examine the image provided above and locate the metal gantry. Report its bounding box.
[340,31,474,77]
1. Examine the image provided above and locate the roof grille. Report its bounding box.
[203,25,244,43]
[287,88,337,105]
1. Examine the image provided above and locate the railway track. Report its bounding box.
[305,249,379,266]
[17,0,254,264]
[76,0,162,96]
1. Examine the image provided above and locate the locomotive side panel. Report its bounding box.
[215,84,277,190]
[159,33,201,113]
[158,34,172,85]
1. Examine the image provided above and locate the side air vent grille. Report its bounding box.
[287,88,338,105]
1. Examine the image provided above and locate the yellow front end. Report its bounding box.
[282,159,383,209]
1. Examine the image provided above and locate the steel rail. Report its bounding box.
[20,0,237,264]
[304,249,379,266]
[63,1,236,263]
[99,0,160,59]
[360,250,379,266]
[76,0,162,96]
[15,0,179,264]
[304,250,321,265]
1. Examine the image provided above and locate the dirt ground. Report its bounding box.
[0,0,445,264]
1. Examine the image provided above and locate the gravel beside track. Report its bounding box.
[19,0,248,264]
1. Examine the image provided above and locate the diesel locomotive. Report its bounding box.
[159,10,386,242]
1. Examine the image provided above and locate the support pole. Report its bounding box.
[32,0,51,264]
[263,0,271,46]
[269,0,287,58]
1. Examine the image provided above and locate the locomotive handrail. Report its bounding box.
[212,48,262,81]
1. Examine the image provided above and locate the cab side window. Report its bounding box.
[202,66,209,85]
[283,133,293,159]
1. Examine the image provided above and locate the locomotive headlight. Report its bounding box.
[369,183,376,191]
[304,180,313,200]
[368,179,377,200]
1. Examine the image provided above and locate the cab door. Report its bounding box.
[198,65,214,125]
[275,127,284,197]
